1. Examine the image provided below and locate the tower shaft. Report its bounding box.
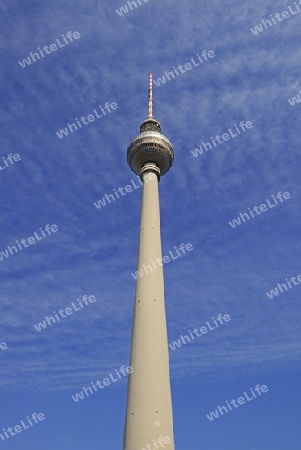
[123,164,175,450]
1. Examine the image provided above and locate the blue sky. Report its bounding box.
[0,0,301,448]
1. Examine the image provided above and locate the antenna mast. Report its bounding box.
[148,72,153,118]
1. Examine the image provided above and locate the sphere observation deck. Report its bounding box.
[127,74,174,178]
[127,119,174,177]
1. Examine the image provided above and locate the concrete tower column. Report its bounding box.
[123,162,175,450]
[124,73,175,450]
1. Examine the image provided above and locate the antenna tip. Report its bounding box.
[148,72,153,118]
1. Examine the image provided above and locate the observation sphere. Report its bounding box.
[127,118,174,177]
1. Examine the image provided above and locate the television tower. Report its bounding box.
[123,74,175,450]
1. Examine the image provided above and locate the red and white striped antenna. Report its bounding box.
[148,72,153,118]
